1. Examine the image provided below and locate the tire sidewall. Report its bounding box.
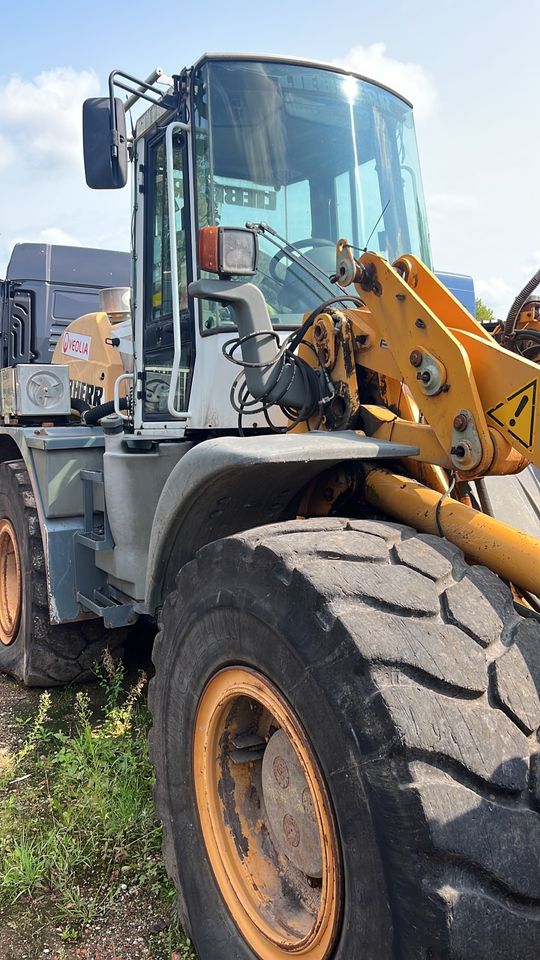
[154,584,393,960]
[0,466,33,680]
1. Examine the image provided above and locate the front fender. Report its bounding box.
[145,430,417,614]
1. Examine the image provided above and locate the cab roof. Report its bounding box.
[135,52,413,139]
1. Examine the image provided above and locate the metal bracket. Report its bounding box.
[77,586,135,629]
[75,469,114,551]
[450,409,483,472]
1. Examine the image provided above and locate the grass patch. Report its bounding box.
[0,654,196,958]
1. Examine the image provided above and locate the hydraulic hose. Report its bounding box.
[70,397,91,417]
[503,267,540,339]
[84,397,128,424]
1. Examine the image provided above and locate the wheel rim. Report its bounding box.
[193,667,342,958]
[0,519,22,646]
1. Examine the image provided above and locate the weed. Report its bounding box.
[59,925,78,943]
[0,657,196,957]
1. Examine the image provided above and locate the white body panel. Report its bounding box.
[187,330,287,430]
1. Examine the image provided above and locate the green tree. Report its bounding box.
[475,297,495,324]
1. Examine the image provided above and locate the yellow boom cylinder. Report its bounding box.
[364,468,540,596]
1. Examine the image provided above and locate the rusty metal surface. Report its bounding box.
[0,519,22,646]
[261,728,323,878]
[193,666,341,957]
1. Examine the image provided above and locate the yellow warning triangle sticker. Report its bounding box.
[487,379,537,450]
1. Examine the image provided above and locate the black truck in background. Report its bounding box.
[0,243,130,367]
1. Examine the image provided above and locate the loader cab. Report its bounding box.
[191,58,431,331]
[85,55,432,434]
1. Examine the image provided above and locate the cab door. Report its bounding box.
[138,127,195,426]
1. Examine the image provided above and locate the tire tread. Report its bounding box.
[150,517,540,958]
[0,459,124,686]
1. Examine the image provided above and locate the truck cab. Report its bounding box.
[1,242,129,366]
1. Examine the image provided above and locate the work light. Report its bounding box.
[198,226,258,277]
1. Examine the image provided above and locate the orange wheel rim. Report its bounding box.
[0,519,22,646]
[193,667,342,958]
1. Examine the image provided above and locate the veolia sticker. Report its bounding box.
[61,331,91,360]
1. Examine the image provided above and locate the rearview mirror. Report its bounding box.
[83,97,128,189]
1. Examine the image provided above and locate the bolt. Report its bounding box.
[450,445,466,458]
[283,814,300,848]
[415,318,426,329]
[417,371,431,384]
[409,350,423,368]
[453,413,468,432]
[302,788,316,821]
[273,756,290,789]
[396,293,406,301]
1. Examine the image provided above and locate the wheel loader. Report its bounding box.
[0,55,539,959]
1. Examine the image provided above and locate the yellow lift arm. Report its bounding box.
[301,244,540,597]
[333,246,539,478]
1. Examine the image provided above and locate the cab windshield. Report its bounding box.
[193,58,431,329]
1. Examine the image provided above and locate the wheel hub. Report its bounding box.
[193,667,341,958]
[0,519,22,646]
[261,729,323,878]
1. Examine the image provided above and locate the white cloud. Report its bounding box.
[38,226,80,246]
[427,192,479,215]
[0,65,131,278]
[519,251,540,281]
[476,254,540,317]
[336,43,437,121]
[8,226,81,250]
[0,67,99,171]
[0,133,16,170]
[475,276,514,317]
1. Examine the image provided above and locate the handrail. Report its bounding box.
[165,120,191,419]
[114,372,132,420]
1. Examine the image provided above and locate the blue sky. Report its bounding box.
[0,0,538,315]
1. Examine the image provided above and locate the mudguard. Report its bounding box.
[145,430,417,614]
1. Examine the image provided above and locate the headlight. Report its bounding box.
[198,226,258,277]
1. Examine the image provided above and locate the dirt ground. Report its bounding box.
[0,641,194,960]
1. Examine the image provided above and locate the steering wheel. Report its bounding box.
[268,237,336,282]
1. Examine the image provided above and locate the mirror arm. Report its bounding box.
[124,67,173,110]
[108,69,177,121]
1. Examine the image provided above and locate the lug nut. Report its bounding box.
[409,350,423,367]
[453,413,468,432]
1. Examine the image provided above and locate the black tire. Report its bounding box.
[0,460,124,686]
[149,517,540,960]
